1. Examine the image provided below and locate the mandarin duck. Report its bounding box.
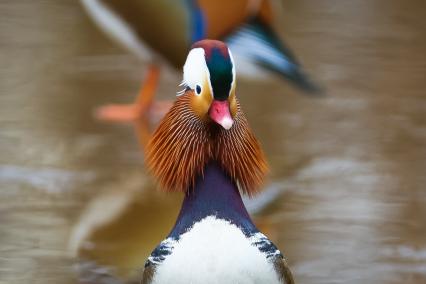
[142,40,294,283]
[81,0,320,122]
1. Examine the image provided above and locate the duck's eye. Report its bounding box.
[195,85,202,95]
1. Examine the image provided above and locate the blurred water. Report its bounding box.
[1,1,425,283]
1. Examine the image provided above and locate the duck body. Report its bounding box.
[143,163,292,284]
[81,0,319,122]
[144,39,294,283]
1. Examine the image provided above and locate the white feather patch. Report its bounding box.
[228,49,237,94]
[181,48,213,97]
[151,216,281,284]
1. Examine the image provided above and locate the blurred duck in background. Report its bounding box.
[81,0,321,122]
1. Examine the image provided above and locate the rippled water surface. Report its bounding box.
[1,1,425,283]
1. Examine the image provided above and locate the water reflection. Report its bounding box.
[0,1,425,284]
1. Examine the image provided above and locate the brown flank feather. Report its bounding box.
[146,91,268,196]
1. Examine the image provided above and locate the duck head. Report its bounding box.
[181,40,237,130]
[147,40,267,195]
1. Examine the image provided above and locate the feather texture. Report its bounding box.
[146,91,268,195]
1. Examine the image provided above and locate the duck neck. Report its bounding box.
[168,162,257,238]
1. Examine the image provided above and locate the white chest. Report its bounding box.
[151,216,281,284]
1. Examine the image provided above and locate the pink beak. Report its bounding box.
[209,100,234,130]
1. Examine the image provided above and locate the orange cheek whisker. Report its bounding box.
[146,92,268,195]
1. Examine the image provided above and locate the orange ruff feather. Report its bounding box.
[146,92,268,196]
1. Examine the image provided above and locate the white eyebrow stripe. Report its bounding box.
[228,48,237,96]
[182,48,213,98]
